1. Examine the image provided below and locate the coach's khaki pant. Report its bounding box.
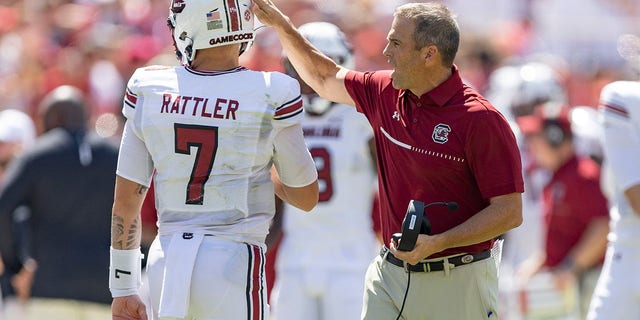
[0,298,111,320]
[362,252,498,320]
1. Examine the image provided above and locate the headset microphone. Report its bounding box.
[393,200,458,251]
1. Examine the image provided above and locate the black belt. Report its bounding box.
[380,246,491,272]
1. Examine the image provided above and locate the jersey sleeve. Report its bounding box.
[599,81,640,191]
[270,72,304,128]
[121,68,144,138]
[116,119,154,186]
[272,124,317,188]
[116,69,154,186]
[268,72,316,187]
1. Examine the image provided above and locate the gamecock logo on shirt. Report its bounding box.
[432,123,451,144]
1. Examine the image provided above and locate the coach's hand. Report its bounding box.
[251,0,289,28]
[112,295,148,320]
[389,234,445,265]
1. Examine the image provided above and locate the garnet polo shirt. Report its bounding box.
[344,66,524,258]
[542,155,608,268]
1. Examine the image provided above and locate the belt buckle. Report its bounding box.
[461,254,474,264]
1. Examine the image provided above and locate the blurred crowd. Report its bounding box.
[0,0,638,132]
[0,0,639,319]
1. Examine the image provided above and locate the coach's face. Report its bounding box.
[383,16,425,92]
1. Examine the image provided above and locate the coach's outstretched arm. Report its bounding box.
[252,0,355,107]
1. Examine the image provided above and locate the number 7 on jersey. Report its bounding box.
[174,123,219,205]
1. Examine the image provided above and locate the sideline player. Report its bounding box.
[109,1,318,319]
[515,106,609,319]
[268,22,379,320]
[587,80,640,319]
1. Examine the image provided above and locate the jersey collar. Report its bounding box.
[185,66,248,76]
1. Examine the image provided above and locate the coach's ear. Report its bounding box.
[421,45,437,64]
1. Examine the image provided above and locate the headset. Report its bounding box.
[393,200,458,251]
[541,118,571,148]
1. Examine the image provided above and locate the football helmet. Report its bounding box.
[283,21,354,115]
[297,22,354,70]
[486,61,566,120]
[167,0,254,66]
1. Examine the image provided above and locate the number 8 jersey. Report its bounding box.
[116,65,316,245]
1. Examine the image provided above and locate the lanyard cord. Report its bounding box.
[395,270,411,320]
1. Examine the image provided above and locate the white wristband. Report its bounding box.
[109,247,143,298]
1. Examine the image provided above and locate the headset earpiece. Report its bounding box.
[542,119,567,147]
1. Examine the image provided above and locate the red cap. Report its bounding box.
[516,103,571,136]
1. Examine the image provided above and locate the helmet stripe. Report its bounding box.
[225,0,240,32]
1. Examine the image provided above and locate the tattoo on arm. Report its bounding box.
[112,216,140,249]
[112,215,125,247]
[111,182,146,249]
[126,220,139,248]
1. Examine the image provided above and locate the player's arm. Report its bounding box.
[110,119,151,319]
[626,184,640,218]
[559,216,609,274]
[271,167,317,212]
[265,196,284,251]
[272,124,319,212]
[111,176,146,251]
[252,0,354,107]
[110,177,148,319]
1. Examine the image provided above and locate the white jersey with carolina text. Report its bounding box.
[278,104,378,270]
[599,80,640,245]
[120,65,307,245]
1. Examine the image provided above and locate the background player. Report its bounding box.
[587,80,640,319]
[109,1,318,319]
[268,21,379,320]
[515,105,609,319]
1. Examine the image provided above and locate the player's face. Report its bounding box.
[383,16,424,91]
[526,134,559,171]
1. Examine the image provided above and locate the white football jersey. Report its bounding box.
[599,80,640,245]
[278,103,378,270]
[119,65,311,245]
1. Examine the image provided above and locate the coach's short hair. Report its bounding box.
[395,2,460,67]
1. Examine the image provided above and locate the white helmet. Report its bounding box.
[286,22,354,114]
[487,61,566,119]
[297,22,354,69]
[168,0,254,66]
[0,109,36,148]
[485,65,522,122]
